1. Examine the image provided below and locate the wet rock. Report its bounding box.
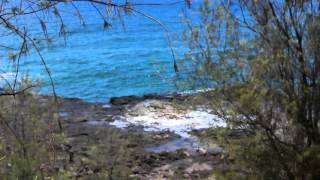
[110,93,177,106]
[159,151,171,158]
[143,93,166,100]
[110,95,143,105]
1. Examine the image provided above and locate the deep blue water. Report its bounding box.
[0,1,200,102]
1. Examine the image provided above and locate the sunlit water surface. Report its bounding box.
[0,1,203,102]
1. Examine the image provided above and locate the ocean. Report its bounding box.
[0,0,201,102]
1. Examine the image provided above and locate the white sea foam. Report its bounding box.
[178,88,215,95]
[110,100,226,138]
[109,120,130,128]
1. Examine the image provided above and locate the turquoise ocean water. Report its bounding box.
[0,1,200,102]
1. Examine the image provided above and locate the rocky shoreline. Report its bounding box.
[49,92,229,179]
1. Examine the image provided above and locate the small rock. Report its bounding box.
[131,166,140,174]
[183,173,190,178]
[196,148,207,155]
[159,151,170,157]
[176,149,190,158]
[153,133,169,140]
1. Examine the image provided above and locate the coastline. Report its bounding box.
[56,92,227,178]
[0,90,228,178]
